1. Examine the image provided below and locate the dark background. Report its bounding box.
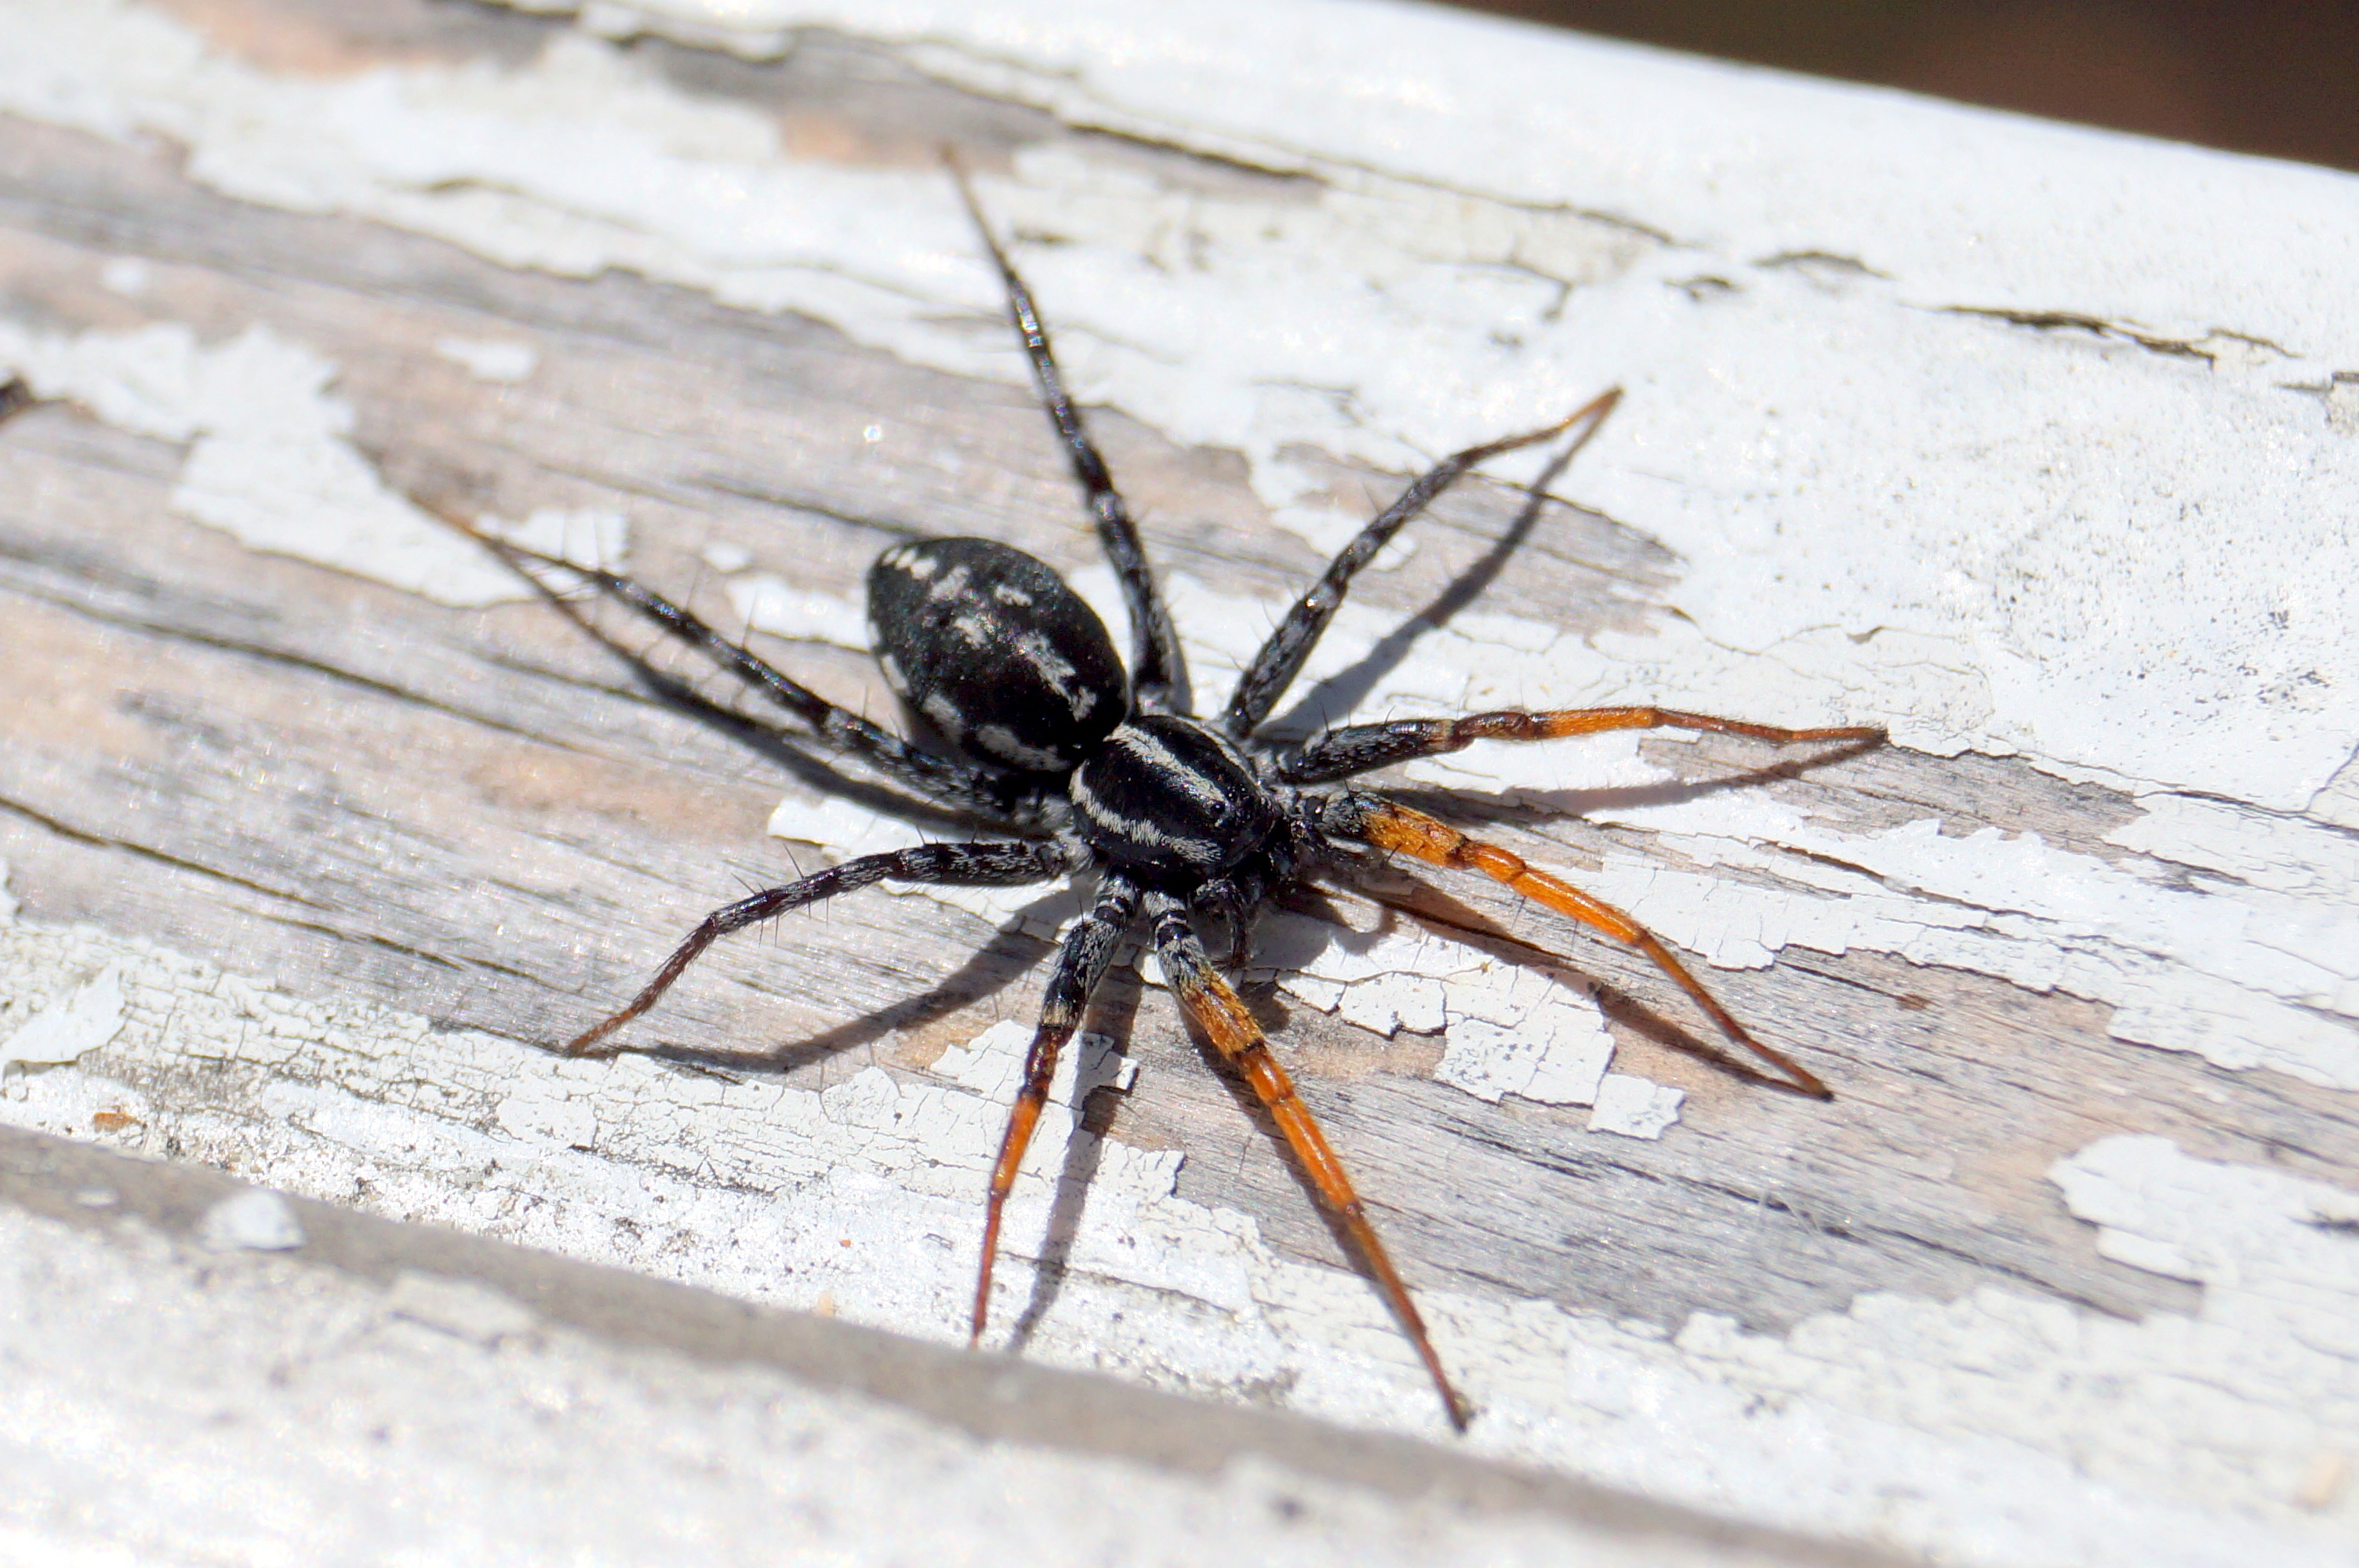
[1445,0,2359,172]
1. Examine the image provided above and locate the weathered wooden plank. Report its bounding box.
[2,2,2355,1562]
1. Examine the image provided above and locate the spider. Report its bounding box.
[462,163,1885,1432]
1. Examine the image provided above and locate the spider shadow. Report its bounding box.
[1281,870,1827,1101]
[594,635,991,837]
[1262,415,1595,746]
[606,882,1078,1077]
[1378,727,1889,825]
[1005,973,1147,1352]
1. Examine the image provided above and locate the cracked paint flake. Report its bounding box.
[0,962,127,1072]
[1586,1073,1684,1139]
[0,318,538,606]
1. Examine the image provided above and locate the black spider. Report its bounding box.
[463,163,1884,1432]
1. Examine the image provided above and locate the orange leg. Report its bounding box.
[1150,895,1476,1432]
[1346,796,1834,1100]
[972,875,1139,1346]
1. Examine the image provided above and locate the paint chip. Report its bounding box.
[198,1189,306,1252]
[934,1018,1134,1109]
[1586,1073,1685,1138]
[478,506,629,573]
[432,335,537,383]
[0,964,126,1070]
[387,1269,537,1345]
[727,573,870,650]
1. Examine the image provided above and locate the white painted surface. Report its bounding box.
[0,960,125,1071]
[0,1202,1729,1568]
[5,2,2358,1564]
[431,334,540,383]
[5,0,2349,1095]
[4,0,2354,804]
[1587,1074,1685,1140]
[0,319,529,605]
[4,909,2349,1566]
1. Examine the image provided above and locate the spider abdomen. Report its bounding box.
[867,537,1128,774]
[1071,714,1281,878]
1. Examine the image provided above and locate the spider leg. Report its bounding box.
[1146,890,1475,1432]
[463,526,1035,824]
[1281,704,1886,786]
[972,871,1142,1342]
[1223,389,1621,737]
[945,152,1189,715]
[566,840,1071,1057]
[1324,791,1832,1098]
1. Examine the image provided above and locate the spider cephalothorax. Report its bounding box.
[468,162,1883,1432]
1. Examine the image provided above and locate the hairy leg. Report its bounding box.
[461,526,1039,823]
[1325,793,1834,1099]
[1224,389,1620,737]
[1148,890,1475,1431]
[946,154,1188,714]
[972,873,1143,1344]
[566,840,1071,1056]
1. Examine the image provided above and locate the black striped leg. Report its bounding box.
[565,840,1071,1057]
[1221,389,1622,737]
[972,872,1141,1343]
[464,529,1033,823]
[945,154,1188,715]
[1325,792,1834,1099]
[1281,704,1888,786]
[1147,891,1475,1432]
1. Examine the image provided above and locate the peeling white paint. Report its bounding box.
[0,962,126,1072]
[932,1018,1136,1109]
[2,913,2350,1565]
[758,791,1645,1114]
[0,318,531,605]
[1586,1073,1684,1139]
[479,505,631,574]
[1670,1136,2359,1548]
[1,1,2350,1102]
[431,335,538,383]
[2,0,2352,808]
[195,1188,305,1251]
[727,572,871,651]
[1563,789,2359,1089]
[9,5,2359,1563]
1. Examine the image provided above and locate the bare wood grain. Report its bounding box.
[3,0,2354,1382]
